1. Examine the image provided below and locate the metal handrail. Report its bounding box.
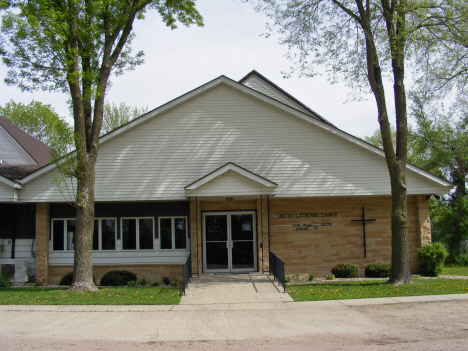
[269,251,286,292]
[182,254,191,295]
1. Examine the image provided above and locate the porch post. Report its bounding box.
[261,195,270,272]
[35,203,50,284]
[190,197,202,276]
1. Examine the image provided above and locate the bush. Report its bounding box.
[139,278,148,286]
[331,263,359,278]
[416,243,449,277]
[326,274,335,280]
[127,280,136,287]
[365,261,391,278]
[445,253,468,266]
[162,277,171,285]
[170,280,180,288]
[308,274,314,281]
[284,275,292,283]
[60,272,74,286]
[100,270,137,286]
[150,280,160,287]
[0,273,12,287]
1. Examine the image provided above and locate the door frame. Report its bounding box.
[202,211,257,273]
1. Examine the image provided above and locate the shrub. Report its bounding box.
[100,270,137,286]
[365,261,391,278]
[150,280,160,287]
[446,253,468,266]
[162,277,171,285]
[308,274,314,281]
[127,280,136,287]
[60,272,74,286]
[326,274,335,280]
[284,275,292,283]
[139,278,148,286]
[416,243,449,277]
[0,272,12,287]
[331,263,359,278]
[170,280,180,288]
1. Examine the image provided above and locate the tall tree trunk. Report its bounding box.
[71,154,98,291]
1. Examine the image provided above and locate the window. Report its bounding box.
[52,219,76,251]
[159,217,188,250]
[93,218,116,251]
[121,217,154,250]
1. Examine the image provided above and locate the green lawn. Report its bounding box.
[442,266,468,276]
[0,287,182,305]
[287,279,468,301]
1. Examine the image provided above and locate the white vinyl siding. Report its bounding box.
[0,182,15,201]
[19,83,451,202]
[185,170,275,197]
[0,126,36,165]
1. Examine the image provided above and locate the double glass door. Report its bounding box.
[203,211,256,273]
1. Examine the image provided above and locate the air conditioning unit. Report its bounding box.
[0,259,28,283]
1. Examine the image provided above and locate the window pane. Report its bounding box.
[122,219,136,250]
[160,218,172,250]
[93,220,99,250]
[67,220,75,251]
[174,218,187,249]
[139,218,153,250]
[101,219,116,250]
[53,220,64,251]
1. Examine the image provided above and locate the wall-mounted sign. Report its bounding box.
[275,223,333,231]
[277,213,339,218]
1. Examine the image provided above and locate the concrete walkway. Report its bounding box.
[179,273,292,309]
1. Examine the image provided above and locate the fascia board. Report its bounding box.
[185,162,278,190]
[0,175,21,188]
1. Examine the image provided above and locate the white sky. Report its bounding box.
[0,0,396,138]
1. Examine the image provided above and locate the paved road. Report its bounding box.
[1,298,468,351]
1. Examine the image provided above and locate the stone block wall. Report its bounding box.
[269,195,430,277]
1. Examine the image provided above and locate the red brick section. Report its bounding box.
[35,203,50,285]
[269,195,430,277]
[48,264,184,284]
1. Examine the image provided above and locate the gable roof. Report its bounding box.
[0,116,53,165]
[239,70,336,127]
[18,71,453,196]
[185,162,277,198]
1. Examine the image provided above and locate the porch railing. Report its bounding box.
[269,251,285,292]
[182,254,191,295]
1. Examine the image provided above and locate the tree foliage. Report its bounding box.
[101,101,148,134]
[412,0,468,100]
[0,0,203,290]
[0,99,72,155]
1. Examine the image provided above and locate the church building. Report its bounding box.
[0,71,452,284]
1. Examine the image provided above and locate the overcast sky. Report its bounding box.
[0,0,395,138]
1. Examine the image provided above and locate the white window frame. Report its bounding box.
[51,218,76,252]
[120,217,155,251]
[93,218,117,251]
[159,216,189,250]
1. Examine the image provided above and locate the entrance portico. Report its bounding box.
[185,163,276,275]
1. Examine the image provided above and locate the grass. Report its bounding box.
[287,279,468,301]
[442,266,468,276]
[0,287,182,305]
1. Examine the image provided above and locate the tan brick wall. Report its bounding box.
[269,196,427,277]
[35,203,50,285]
[48,264,184,284]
